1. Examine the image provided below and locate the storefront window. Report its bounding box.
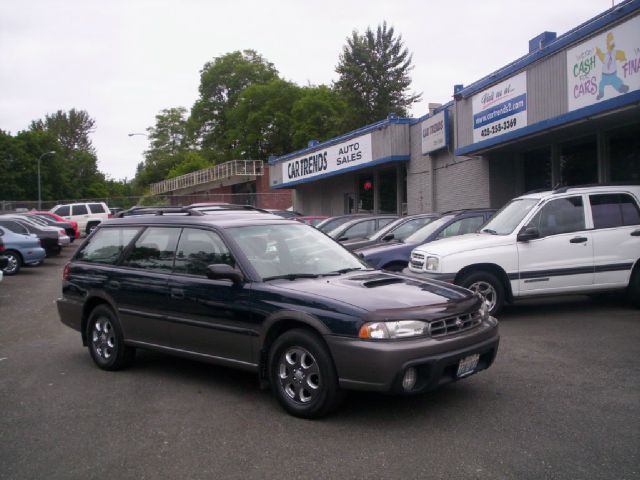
[358,174,374,212]
[523,148,551,191]
[560,138,598,186]
[379,168,397,214]
[610,127,640,183]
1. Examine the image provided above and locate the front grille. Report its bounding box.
[410,260,424,269]
[412,252,425,260]
[429,311,482,338]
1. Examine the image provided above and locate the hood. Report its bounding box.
[413,233,513,257]
[271,270,479,320]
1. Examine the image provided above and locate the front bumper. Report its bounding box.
[402,267,456,283]
[325,317,499,393]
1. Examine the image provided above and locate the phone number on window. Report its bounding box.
[480,118,517,137]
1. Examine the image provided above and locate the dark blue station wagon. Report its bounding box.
[57,209,499,417]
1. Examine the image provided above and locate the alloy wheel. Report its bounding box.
[468,280,497,312]
[91,317,117,361]
[278,347,321,404]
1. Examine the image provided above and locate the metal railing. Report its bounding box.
[150,160,264,195]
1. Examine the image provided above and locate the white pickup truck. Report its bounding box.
[408,185,640,315]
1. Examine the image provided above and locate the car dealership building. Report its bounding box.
[269,0,640,215]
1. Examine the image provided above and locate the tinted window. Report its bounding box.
[174,228,234,276]
[88,203,106,214]
[437,216,485,239]
[0,220,29,235]
[384,217,434,241]
[55,206,70,216]
[72,205,88,215]
[590,194,640,229]
[122,227,180,272]
[528,196,585,236]
[77,227,140,264]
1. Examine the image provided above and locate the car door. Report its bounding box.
[165,227,254,364]
[589,192,640,288]
[71,204,90,231]
[111,226,180,346]
[516,195,594,294]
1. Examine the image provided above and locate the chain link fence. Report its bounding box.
[0,192,293,213]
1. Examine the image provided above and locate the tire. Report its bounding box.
[85,305,135,371]
[627,267,640,308]
[2,251,22,276]
[459,270,505,316]
[85,222,100,235]
[268,328,343,418]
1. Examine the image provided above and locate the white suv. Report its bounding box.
[50,202,111,235]
[409,185,640,315]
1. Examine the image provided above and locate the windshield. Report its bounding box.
[404,215,452,243]
[226,223,369,279]
[480,198,539,235]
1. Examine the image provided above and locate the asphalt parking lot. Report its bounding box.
[0,246,638,480]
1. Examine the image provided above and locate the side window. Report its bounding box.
[76,227,140,264]
[122,227,180,272]
[529,196,585,236]
[342,220,375,239]
[174,228,235,276]
[55,206,70,217]
[391,217,434,241]
[377,218,395,229]
[72,204,88,216]
[88,203,106,214]
[590,193,640,229]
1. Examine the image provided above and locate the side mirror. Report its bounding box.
[517,226,540,242]
[338,236,348,242]
[206,264,243,285]
[382,233,395,241]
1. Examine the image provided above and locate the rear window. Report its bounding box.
[76,227,140,264]
[72,204,88,215]
[88,203,106,214]
[590,193,640,229]
[55,206,70,217]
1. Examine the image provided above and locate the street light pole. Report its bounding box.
[128,132,148,137]
[37,151,56,210]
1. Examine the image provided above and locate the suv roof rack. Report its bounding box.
[440,208,495,215]
[117,207,204,217]
[192,204,270,214]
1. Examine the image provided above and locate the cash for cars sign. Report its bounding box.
[280,134,373,186]
[421,110,448,154]
[567,15,640,112]
[472,72,527,143]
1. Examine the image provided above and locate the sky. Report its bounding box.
[0,0,617,180]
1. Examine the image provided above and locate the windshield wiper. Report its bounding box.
[329,267,370,275]
[263,273,320,281]
[482,228,498,235]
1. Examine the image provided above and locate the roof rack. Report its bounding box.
[440,208,495,215]
[552,181,640,194]
[191,204,271,214]
[117,206,204,217]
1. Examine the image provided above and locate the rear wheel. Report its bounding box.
[2,251,22,275]
[627,266,640,308]
[268,329,343,418]
[459,270,505,316]
[85,222,100,235]
[86,305,135,370]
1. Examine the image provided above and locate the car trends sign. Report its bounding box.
[280,134,373,185]
[472,71,527,143]
[567,15,640,112]
[421,110,448,154]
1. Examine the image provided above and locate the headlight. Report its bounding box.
[358,320,429,339]
[425,256,439,271]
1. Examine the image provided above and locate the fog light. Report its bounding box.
[402,367,417,391]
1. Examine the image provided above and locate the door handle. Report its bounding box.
[171,288,185,299]
[570,236,588,244]
[107,280,120,290]
[631,229,640,237]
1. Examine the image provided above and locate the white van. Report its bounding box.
[408,185,640,314]
[50,202,111,235]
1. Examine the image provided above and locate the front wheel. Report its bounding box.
[86,305,135,370]
[459,271,505,316]
[628,267,640,308]
[268,329,343,418]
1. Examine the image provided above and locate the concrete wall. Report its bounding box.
[293,172,356,216]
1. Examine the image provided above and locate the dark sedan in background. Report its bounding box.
[341,213,439,251]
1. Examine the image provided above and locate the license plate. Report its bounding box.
[457,354,480,378]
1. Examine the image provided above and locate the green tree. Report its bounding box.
[291,85,348,149]
[30,108,96,155]
[167,151,210,178]
[226,79,302,160]
[334,21,421,130]
[188,50,279,157]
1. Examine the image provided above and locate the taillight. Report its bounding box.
[0,244,5,252]
[63,262,71,281]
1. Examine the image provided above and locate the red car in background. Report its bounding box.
[29,211,80,240]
